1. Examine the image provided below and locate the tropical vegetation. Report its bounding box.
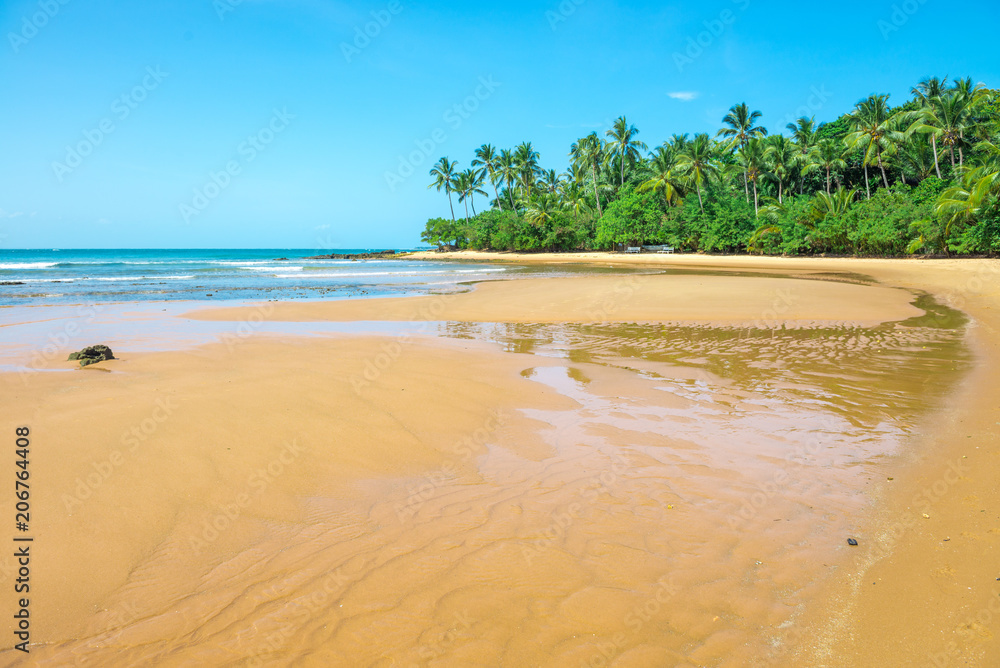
[422,77,1000,256]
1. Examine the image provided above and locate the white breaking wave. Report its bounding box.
[91,275,195,281]
[274,268,506,279]
[0,262,59,269]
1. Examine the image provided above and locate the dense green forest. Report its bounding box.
[421,77,1000,256]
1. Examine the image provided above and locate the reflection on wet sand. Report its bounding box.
[1,286,972,666]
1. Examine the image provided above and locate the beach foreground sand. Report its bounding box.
[2,254,998,666]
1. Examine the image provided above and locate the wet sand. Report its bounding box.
[1,257,997,666]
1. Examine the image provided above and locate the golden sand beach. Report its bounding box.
[2,254,998,667]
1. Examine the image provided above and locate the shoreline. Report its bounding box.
[2,254,997,664]
[405,251,1000,665]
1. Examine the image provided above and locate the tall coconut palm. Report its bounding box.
[540,168,561,194]
[737,138,770,212]
[909,77,951,179]
[451,171,473,224]
[765,135,798,204]
[569,132,605,217]
[514,142,541,198]
[669,133,691,150]
[605,116,647,187]
[637,145,682,208]
[718,103,768,201]
[464,168,488,215]
[471,144,501,206]
[814,139,847,194]
[676,133,719,213]
[497,149,518,210]
[845,94,908,198]
[428,157,459,221]
[786,117,819,194]
[912,76,950,104]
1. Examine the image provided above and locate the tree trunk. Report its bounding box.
[826,166,831,194]
[696,182,704,213]
[877,148,889,188]
[743,171,749,203]
[447,190,456,221]
[753,181,759,214]
[863,163,871,199]
[591,165,603,217]
[931,134,942,179]
[471,196,477,216]
[463,200,470,225]
[778,181,783,205]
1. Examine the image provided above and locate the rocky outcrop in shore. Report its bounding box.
[297,250,398,261]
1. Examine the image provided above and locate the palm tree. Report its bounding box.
[637,145,682,208]
[514,142,540,198]
[605,116,647,187]
[899,135,937,183]
[495,186,517,211]
[569,133,605,217]
[737,138,769,212]
[560,181,592,221]
[540,168,561,194]
[676,133,719,212]
[936,165,1000,251]
[452,170,472,224]
[497,149,518,210]
[718,103,767,201]
[845,94,908,198]
[814,139,847,194]
[428,157,458,221]
[912,76,950,104]
[669,133,690,150]
[810,187,856,222]
[562,163,588,186]
[765,135,798,204]
[472,144,501,205]
[464,168,488,215]
[910,77,952,179]
[786,117,819,194]
[525,192,560,227]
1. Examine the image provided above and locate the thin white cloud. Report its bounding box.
[544,122,606,130]
[668,91,700,101]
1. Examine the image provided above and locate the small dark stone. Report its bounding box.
[847,538,858,546]
[67,344,114,366]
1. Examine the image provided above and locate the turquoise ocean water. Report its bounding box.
[0,249,510,307]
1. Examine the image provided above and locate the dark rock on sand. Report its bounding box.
[68,345,115,366]
[847,538,858,546]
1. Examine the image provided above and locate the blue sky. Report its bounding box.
[1,0,998,249]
